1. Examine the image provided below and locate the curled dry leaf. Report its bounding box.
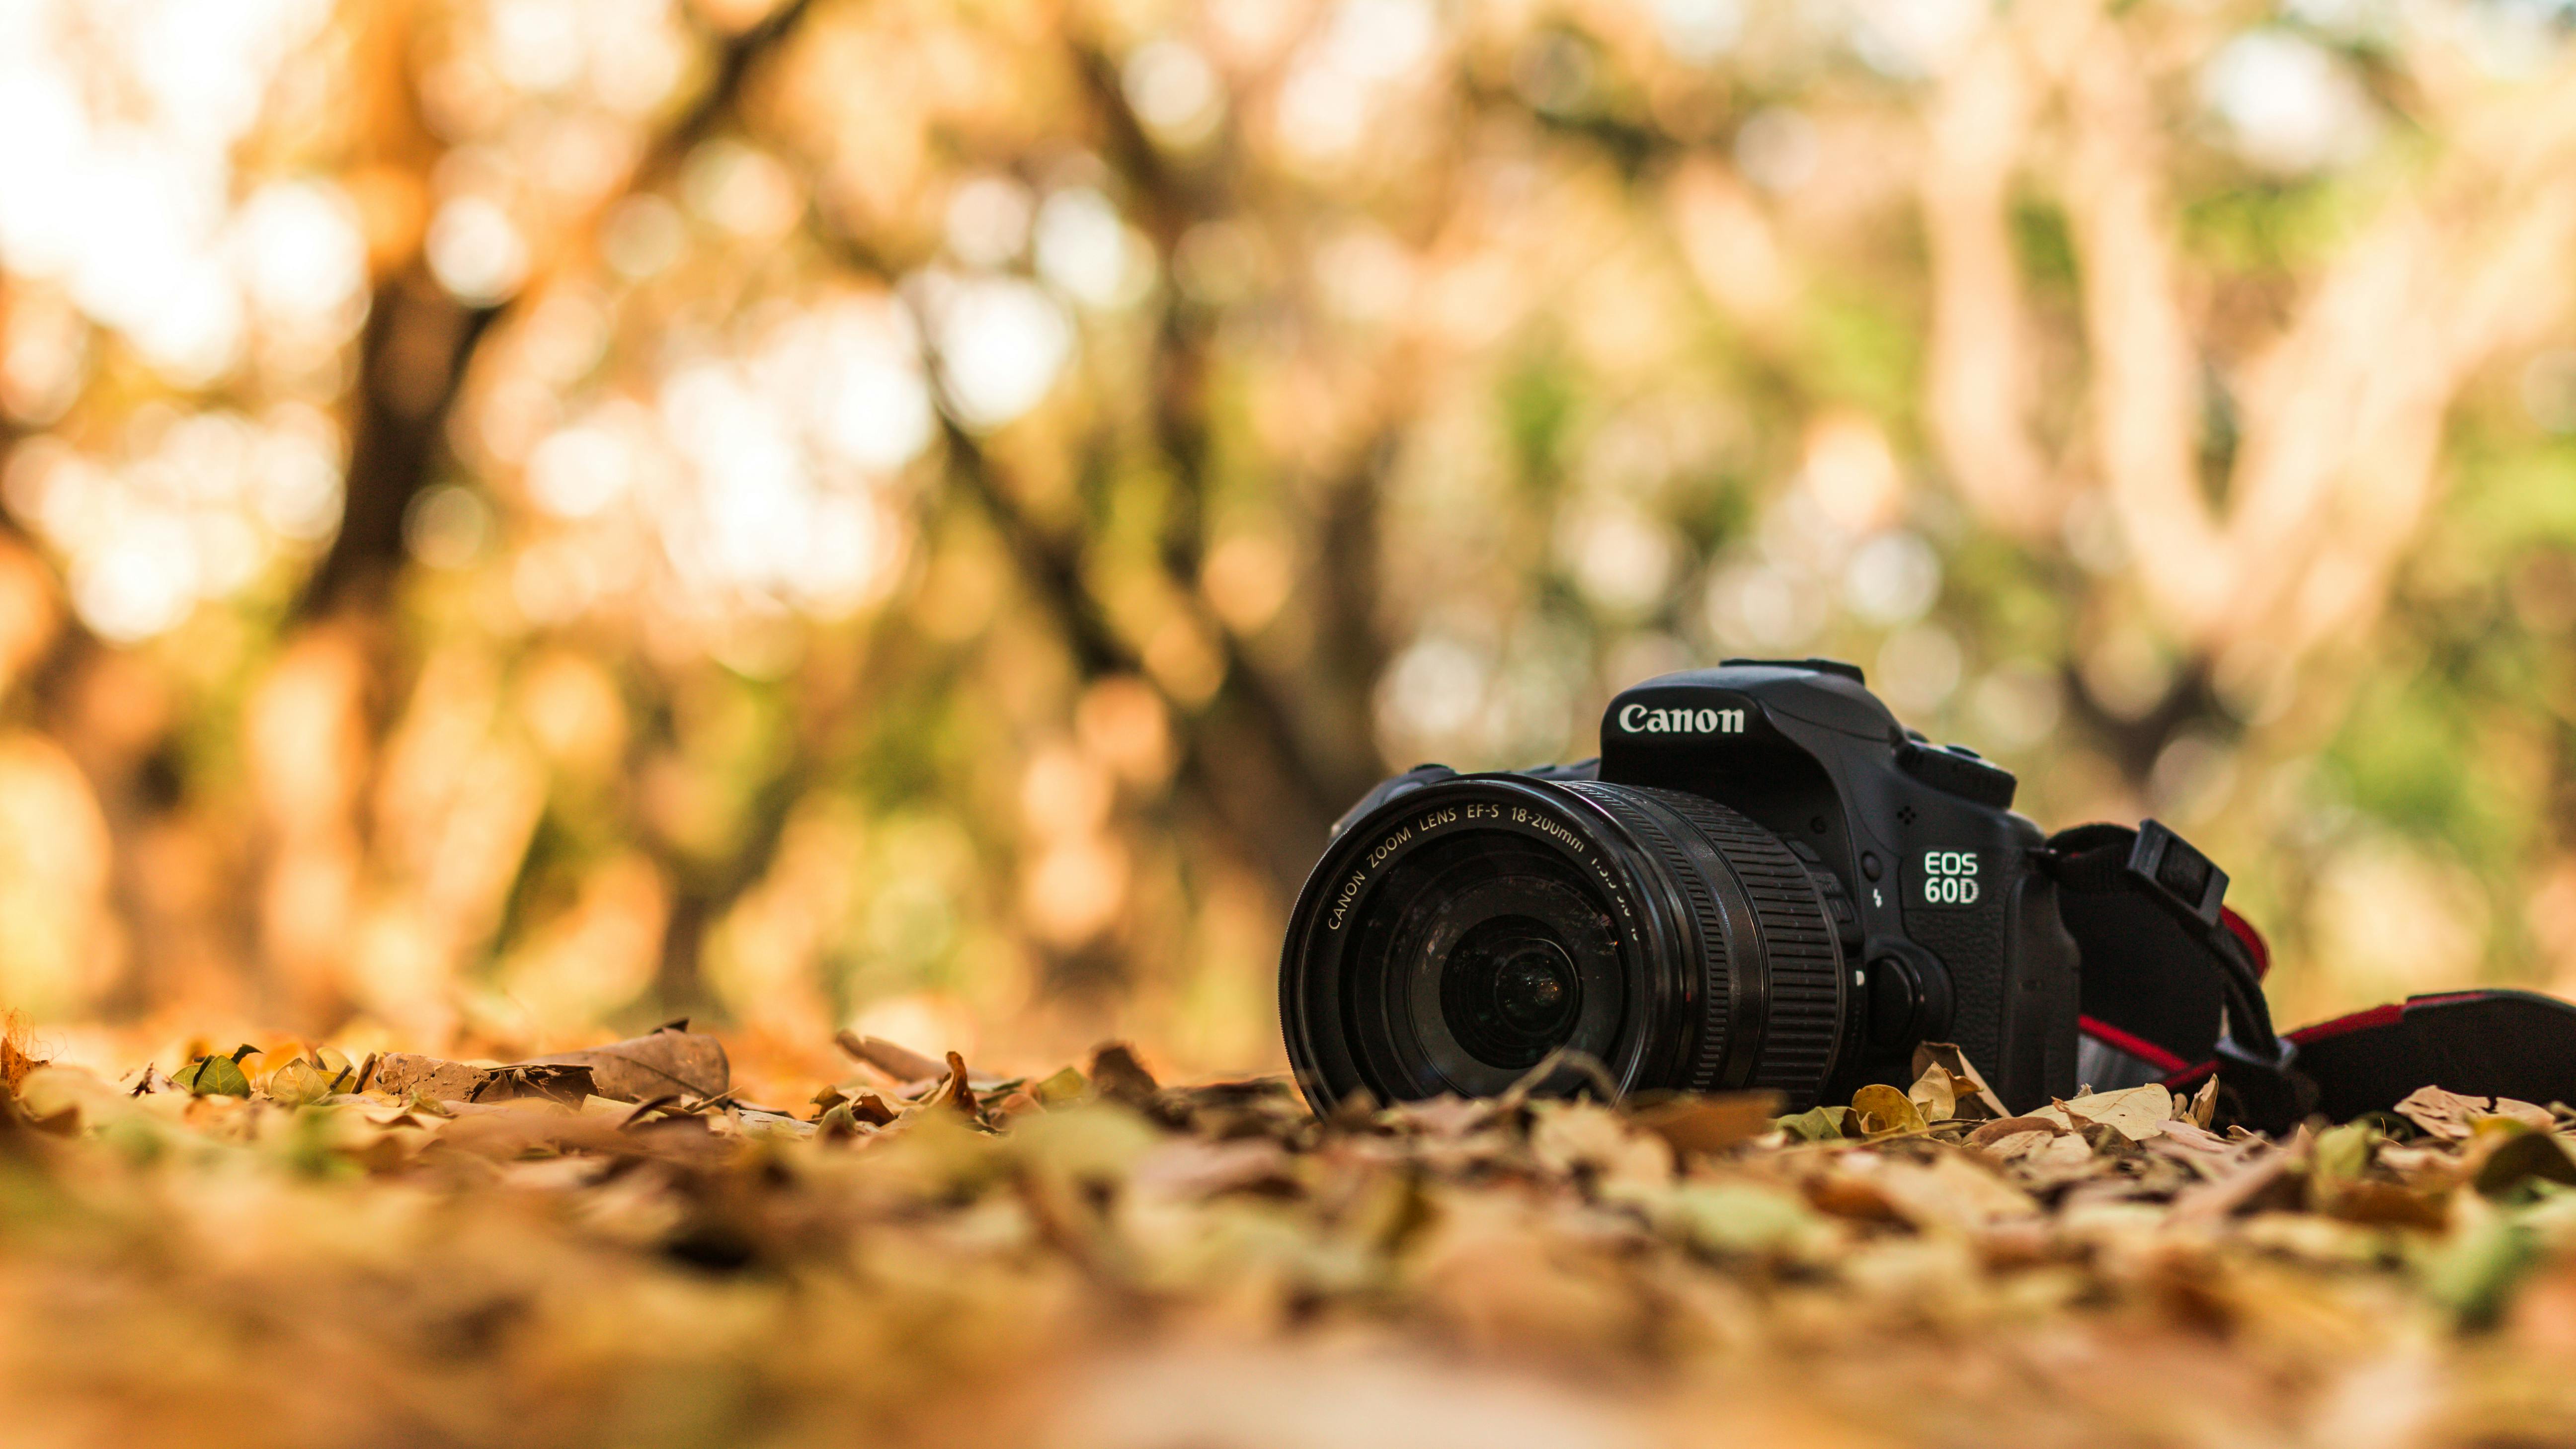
[1968,1115,2064,1147]
[934,1050,980,1117]
[1850,1083,1928,1138]
[2189,1076,2221,1128]
[1912,1043,2008,1119]
[2061,1084,2173,1142]
[1907,1064,1957,1124]
[834,1030,946,1086]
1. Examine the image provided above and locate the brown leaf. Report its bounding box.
[2148,1119,2251,1179]
[2173,1133,2309,1222]
[2491,1097,2557,1131]
[1396,1094,1497,1138]
[1627,1092,1780,1155]
[521,1026,728,1102]
[1911,1043,2008,1119]
[1806,1173,1906,1223]
[2187,1075,2220,1128]
[1967,1116,2063,1147]
[2395,1085,2490,1140]
[833,1030,946,1085]
[0,1010,40,1095]
[475,1062,599,1107]
[2321,1179,2450,1230]
[1977,1129,2067,1165]
[1089,1042,1160,1104]
[367,1052,491,1103]
[2061,1084,2173,1142]
[1128,1138,1296,1201]
[1873,1152,2043,1226]
[934,1050,980,1117]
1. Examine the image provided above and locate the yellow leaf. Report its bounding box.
[1851,1083,1928,1137]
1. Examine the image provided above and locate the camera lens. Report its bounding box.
[1280,778,1846,1111]
[1442,920,1583,1068]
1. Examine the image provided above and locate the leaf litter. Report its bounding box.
[1,1031,2575,1448]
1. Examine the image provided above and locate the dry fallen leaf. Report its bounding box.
[1627,1092,1780,1156]
[1907,1063,1958,1124]
[2397,1085,2493,1140]
[835,1030,947,1085]
[0,1025,2571,1449]
[2062,1083,2174,1142]
[1912,1043,2008,1119]
[521,1025,728,1102]
[1850,1083,1928,1137]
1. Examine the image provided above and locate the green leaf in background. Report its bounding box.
[1776,1104,1852,1142]
[265,1059,332,1106]
[173,1055,250,1098]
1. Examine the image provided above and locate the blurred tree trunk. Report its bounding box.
[298,267,492,621]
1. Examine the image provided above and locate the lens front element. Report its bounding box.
[1442,917,1584,1068]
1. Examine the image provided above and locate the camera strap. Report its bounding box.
[2045,820,2576,1130]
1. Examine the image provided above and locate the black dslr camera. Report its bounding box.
[1280,658,2576,1127]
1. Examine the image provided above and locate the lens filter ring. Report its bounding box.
[1279,777,1687,1111]
[1281,775,1851,1114]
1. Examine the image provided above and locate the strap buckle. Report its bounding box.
[2127,819,2229,929]
[2213,1031,2312,1132]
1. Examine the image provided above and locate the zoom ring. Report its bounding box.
[1638,792,1846,1106]
[1563,784,1734,1092]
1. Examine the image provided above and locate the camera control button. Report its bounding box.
[1861,852,1882,881]
[1895,739,2016,810]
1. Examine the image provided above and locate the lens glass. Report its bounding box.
[1339,831,1628,1099]
[1441,919,1581,1067]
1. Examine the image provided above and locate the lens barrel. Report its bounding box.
[1280,776,1847,1113]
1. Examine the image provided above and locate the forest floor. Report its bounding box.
[1,1020,2574,1449]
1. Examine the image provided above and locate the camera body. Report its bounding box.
[1283,657,2082,1116]
[1591,658,2078,1109]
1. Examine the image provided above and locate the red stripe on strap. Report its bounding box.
[2286,1001,2405,1043]
[2222,906,2270,979]
[2079,1015,2192,1074]
[2158,1000,2415,1092]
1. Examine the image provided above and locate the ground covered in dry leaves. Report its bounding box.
[4,1022,2576,1449]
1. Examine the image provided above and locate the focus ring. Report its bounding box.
[1563,784,1735,1092]
[1644,792,1845,1103]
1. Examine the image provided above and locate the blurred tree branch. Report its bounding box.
[1920,0,2576,710]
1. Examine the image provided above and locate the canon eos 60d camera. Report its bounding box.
[1278,658,2312,1119]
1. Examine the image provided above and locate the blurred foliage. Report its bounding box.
[0,0,2574,1069]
